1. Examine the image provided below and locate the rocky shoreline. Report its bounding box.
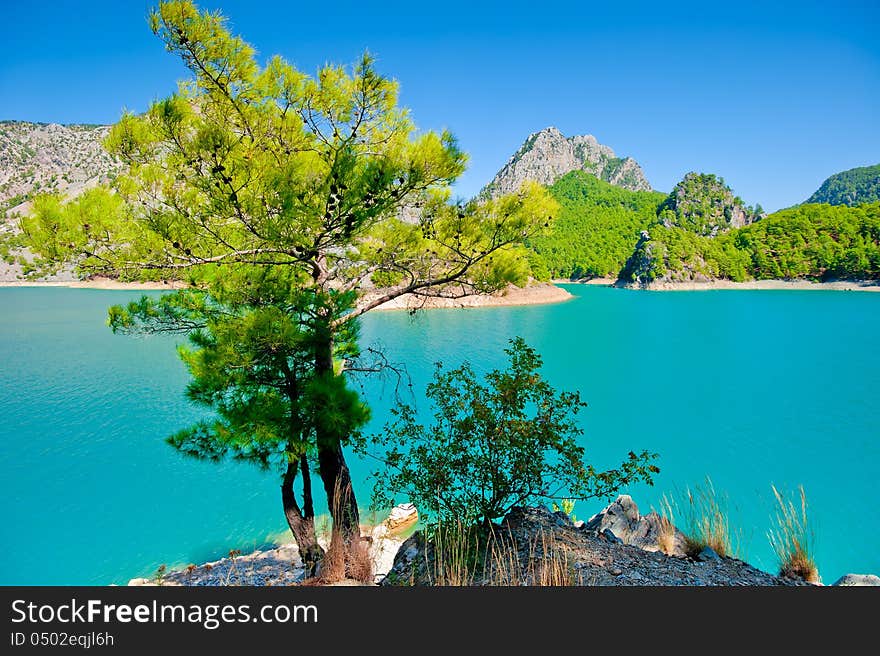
[555,277,880,292]
[640,279,880,292]
[129,497,880,587]
[128,504,420,587]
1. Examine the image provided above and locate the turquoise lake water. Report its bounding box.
[1,285,877,584]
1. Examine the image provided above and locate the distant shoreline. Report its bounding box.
[4,276,878,296]
[643,279,880,292]
[554,277,880,292]
[0,277,576,308]
[0,277,186,290]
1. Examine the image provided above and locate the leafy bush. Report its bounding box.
[367,337,659,526]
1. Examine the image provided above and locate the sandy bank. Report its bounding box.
[366,282,573,311]
[0,277,187,290]
[0,277,573,308]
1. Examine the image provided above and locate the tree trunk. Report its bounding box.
[313,315,361,543]
[281,460,323,577]
[317,437,360,539]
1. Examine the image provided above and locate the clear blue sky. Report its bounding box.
[1,0,878,210]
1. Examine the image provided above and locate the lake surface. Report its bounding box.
[1,285,877,584]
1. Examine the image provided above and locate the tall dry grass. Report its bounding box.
[768,485,818,583]
[426,519,575,586]
[678,478,740,558]
[655,494,677,556]
[425,520,480,585]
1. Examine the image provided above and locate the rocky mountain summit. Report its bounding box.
[480,127,652,198]
[0,121,119,221]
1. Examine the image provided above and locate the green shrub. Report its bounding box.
[367,337,659,526]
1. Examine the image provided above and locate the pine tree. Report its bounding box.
[15,1,556,555]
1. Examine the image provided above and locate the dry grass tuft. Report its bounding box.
[317,477,375,585]
[678,478,740,559]
[319,530,348,584]
[346,535,374,584]
[655,494,677,556]
[768,485,818,583]
[517,531,575,586]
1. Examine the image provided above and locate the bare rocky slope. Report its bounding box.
[0,121,119,221]
[1,121,651,223]
[480,126,652,198]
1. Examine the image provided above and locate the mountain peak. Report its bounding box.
[481,127,651,198]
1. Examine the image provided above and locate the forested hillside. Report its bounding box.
[526,169,880,285]
[527,171,664,279]
[619,203,880,284]
[806,164,880,206]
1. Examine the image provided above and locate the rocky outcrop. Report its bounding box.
[617,228,717,288]
[832,573,880,586]
[480,127,651,198]
[368,503,419,582]
[617,172,760,287]
[382,502,810,586]
[659,172,758,237]
[128,543,306,587]
[617,230,657,287]
[583,494,689,556]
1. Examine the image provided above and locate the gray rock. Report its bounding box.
[585,495,688,556]
[552,510,574,527]
[586,494,641,533]
[697,546,722,563]
[602,528,623,544]
[832,573,880,586]
[480,127,652,199]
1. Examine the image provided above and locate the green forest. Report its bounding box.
[623,203,880,283]
[526,171,665,279]
[806,163,880,206]
[527,171,880,284]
